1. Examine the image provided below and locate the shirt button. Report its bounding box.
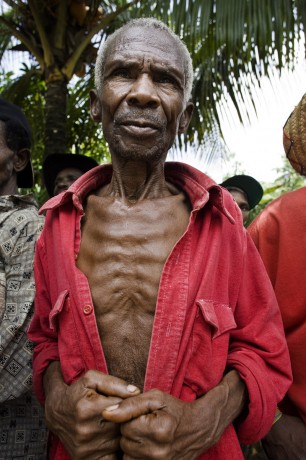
[83,305,93,315]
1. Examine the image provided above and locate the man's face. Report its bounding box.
[53,167,84,196]
[0,121,15,194]
[91,26,192,162]
[228,189,250,225]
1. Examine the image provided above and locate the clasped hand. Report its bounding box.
[44,367,231,460]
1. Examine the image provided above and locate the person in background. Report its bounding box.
[42,152,98,197]
[0,98,47,458]
[220,174,263,225]
[221,175,265,460]
[248,92,306,459]
[28,18,291,460]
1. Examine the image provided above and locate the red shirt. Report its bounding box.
[248,187,306,424]
[28,162,292,459]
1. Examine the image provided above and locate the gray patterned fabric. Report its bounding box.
[0,195,47,458]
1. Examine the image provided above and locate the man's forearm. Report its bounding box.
[194,369,247,441]
[43,360,66,399]
[217,369,247,425]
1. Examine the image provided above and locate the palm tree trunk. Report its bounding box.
[44,79,68,158]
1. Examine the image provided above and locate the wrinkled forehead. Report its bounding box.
[106,25,184,69]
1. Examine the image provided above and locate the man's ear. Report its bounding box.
[13,148,30,173]
[178,102,194,134]
[90,90,102,122]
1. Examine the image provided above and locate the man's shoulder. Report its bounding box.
[0,197,44,260]
[5,206,43,227]
[256,186,306,221]
[0,195,42,225]
[278,185,306,204]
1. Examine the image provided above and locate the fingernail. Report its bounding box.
[104,404,119,412]
[127,384,138,393]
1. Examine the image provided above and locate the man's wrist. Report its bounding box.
[219,370,247,425]
[43,361,65,398]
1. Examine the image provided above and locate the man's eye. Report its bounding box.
[112,69,131,78]
[156,74,177,85]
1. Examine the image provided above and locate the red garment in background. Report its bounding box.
[28,162,292,460]
[248,186,306,424]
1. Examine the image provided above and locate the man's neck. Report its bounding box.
[0,179,19,196]
[101,158,173,202]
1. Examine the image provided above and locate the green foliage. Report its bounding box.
[66,73,110,165]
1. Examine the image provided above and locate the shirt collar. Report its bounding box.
[40,162,234,223]
[165,162,235,223]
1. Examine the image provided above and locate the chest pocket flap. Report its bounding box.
[49,290,69,332]
[196,299,237,339]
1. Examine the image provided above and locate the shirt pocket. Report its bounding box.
[49,290,85,383]
[184,299,237,396]
[196,299,237,339]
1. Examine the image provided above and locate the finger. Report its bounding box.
[121,412,176,444]
[76,394,125,421]
[102,392,165,423]
[121,435,168,459]
[82,370,141,398]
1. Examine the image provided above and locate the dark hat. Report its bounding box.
[220,174,263,209]
[0,98,33,188]
[42,153,98,196]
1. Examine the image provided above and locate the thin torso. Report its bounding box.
[76,187,191,390]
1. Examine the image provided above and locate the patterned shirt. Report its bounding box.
[0,194,47,459]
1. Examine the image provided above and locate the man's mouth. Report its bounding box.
[121,119,160,129]
[118,119,161,137]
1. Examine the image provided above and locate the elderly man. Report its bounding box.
[0,98,47,458]
[28,18,291,460]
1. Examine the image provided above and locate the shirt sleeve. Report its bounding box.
[27,233,60,405]
[226,233,292,444]
[0,208,44,402]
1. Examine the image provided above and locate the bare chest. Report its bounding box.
[76,193,190,388]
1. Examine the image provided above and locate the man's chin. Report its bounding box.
[110,139,166,161]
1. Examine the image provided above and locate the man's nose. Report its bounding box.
[126,74,160,108]
[55,178,70,192]
[57,179,69,188]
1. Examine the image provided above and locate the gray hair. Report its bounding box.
[94,17,194,104]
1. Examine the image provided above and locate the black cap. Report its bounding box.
[0,98,33,188]
[42,153,98,196]
[220,174,263,209]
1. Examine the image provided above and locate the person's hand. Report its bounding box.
[44,362,140,459]
[262,414,306,460]
[102,371,246,460]
[103,389,207,459]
